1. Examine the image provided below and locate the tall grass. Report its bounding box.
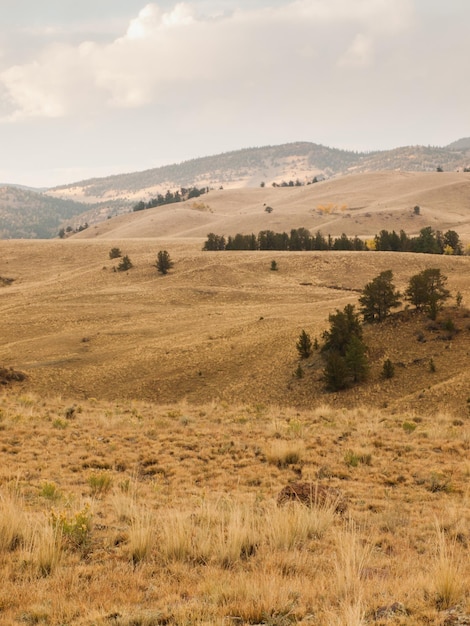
[432,523,463,609]
[0,493,29,551]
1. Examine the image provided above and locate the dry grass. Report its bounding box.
[0,393,468,624]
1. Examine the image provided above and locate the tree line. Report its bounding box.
[203,226,464,255]
[133,187,209,212]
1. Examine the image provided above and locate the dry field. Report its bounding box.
[0,393,469,625]
[0,239,469,416]
[1,170,470,625]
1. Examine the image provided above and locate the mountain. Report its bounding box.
[1,139,469,239]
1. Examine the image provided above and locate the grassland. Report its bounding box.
[1,171,470,624]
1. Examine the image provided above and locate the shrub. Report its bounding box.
[109,247,122,259]
[51,504,93,551]
[270,260,278,271]
[382,359,395,379]
[117,255,133,272]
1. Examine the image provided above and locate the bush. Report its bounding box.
[382,359,395,379]
[109,247,122,259]
[117,255,133,272]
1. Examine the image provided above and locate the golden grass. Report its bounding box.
[0,393,469,624]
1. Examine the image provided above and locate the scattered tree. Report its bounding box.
[155,250,174,275]
[322,304,363,356]
[109,247,122,259]
[117,255,133,272]
[270,260,278,271]
[405,268,450,319]
[382,359,395,379]
[296,330,312,359]
[322,352,350,391]
[345,335,369,383]
[359,270,401,323]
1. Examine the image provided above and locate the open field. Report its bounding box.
[1,171,470,624]
[1,240,469,416]
[0,394,469,625]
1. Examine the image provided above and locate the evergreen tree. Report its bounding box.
[117,255,133,272]
[322,304,362,356]
[359,270,401,323]
[345,335,369,383]
[322,352,350,391]
[296,330,312,359]
[155,250,174,275]
[405,268,450,318]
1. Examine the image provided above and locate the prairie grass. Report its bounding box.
[0,393,469,624]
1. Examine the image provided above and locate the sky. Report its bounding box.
[0,0,468,187]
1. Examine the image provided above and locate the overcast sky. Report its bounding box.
[0,0,468,187]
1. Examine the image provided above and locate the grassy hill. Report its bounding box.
[72,171,470,242]
[0,236,469,624]
[2,141,470,239]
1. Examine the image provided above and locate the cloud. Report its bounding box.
[0,0,414,121]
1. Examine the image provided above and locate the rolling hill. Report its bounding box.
[1,139,469,239]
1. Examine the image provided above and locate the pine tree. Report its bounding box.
[296,330,312,359]
[322,352,350,391]
[155,250,174,275]
[345,335,369,383]
[405,268,450,318]
[359,270,401,323]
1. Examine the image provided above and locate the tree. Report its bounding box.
[405,268,450,319]
[359,270,401,323]
[322,304,362,356]
[117,255,133,272]
[296,330,312,359]
[345,335,369,383]
[155,250,174,275]
[270,260,278,271]
[322,352,350,391]
[109,247,122,259]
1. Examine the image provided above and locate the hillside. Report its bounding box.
[2,140,470,239]
[48,141,470,207]
[73,171,470,242]
[1,240,469,418]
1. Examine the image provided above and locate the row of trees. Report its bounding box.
[203,227,464,254]
[109,247,174,275]
[204,228,366,251]
[374,226,463,254]
[298,267,453,391]
[133,187,209,212]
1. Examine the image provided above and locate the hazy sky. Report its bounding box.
[0,0,468,187]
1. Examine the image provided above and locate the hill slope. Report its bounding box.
[2,140,470,239]
[73,171,470,242]
[1,240,469,417]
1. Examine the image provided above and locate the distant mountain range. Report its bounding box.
[1,139,469,239]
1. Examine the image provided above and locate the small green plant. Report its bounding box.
[52,418,68,429]
[51,504,93,551]
[402,421,417,434]
[429,358,436,373]
[39,482,61,501]
[456,291,463,307]
[117,255,133,272]
[294,363,304,379]
[109,247,122,259]
[344,450,372,467]
[382,358,395,379]
[270,260,278,271]
[88,472,113,497]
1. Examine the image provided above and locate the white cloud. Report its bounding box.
[0,0,414,121]
[337,33,373,68]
